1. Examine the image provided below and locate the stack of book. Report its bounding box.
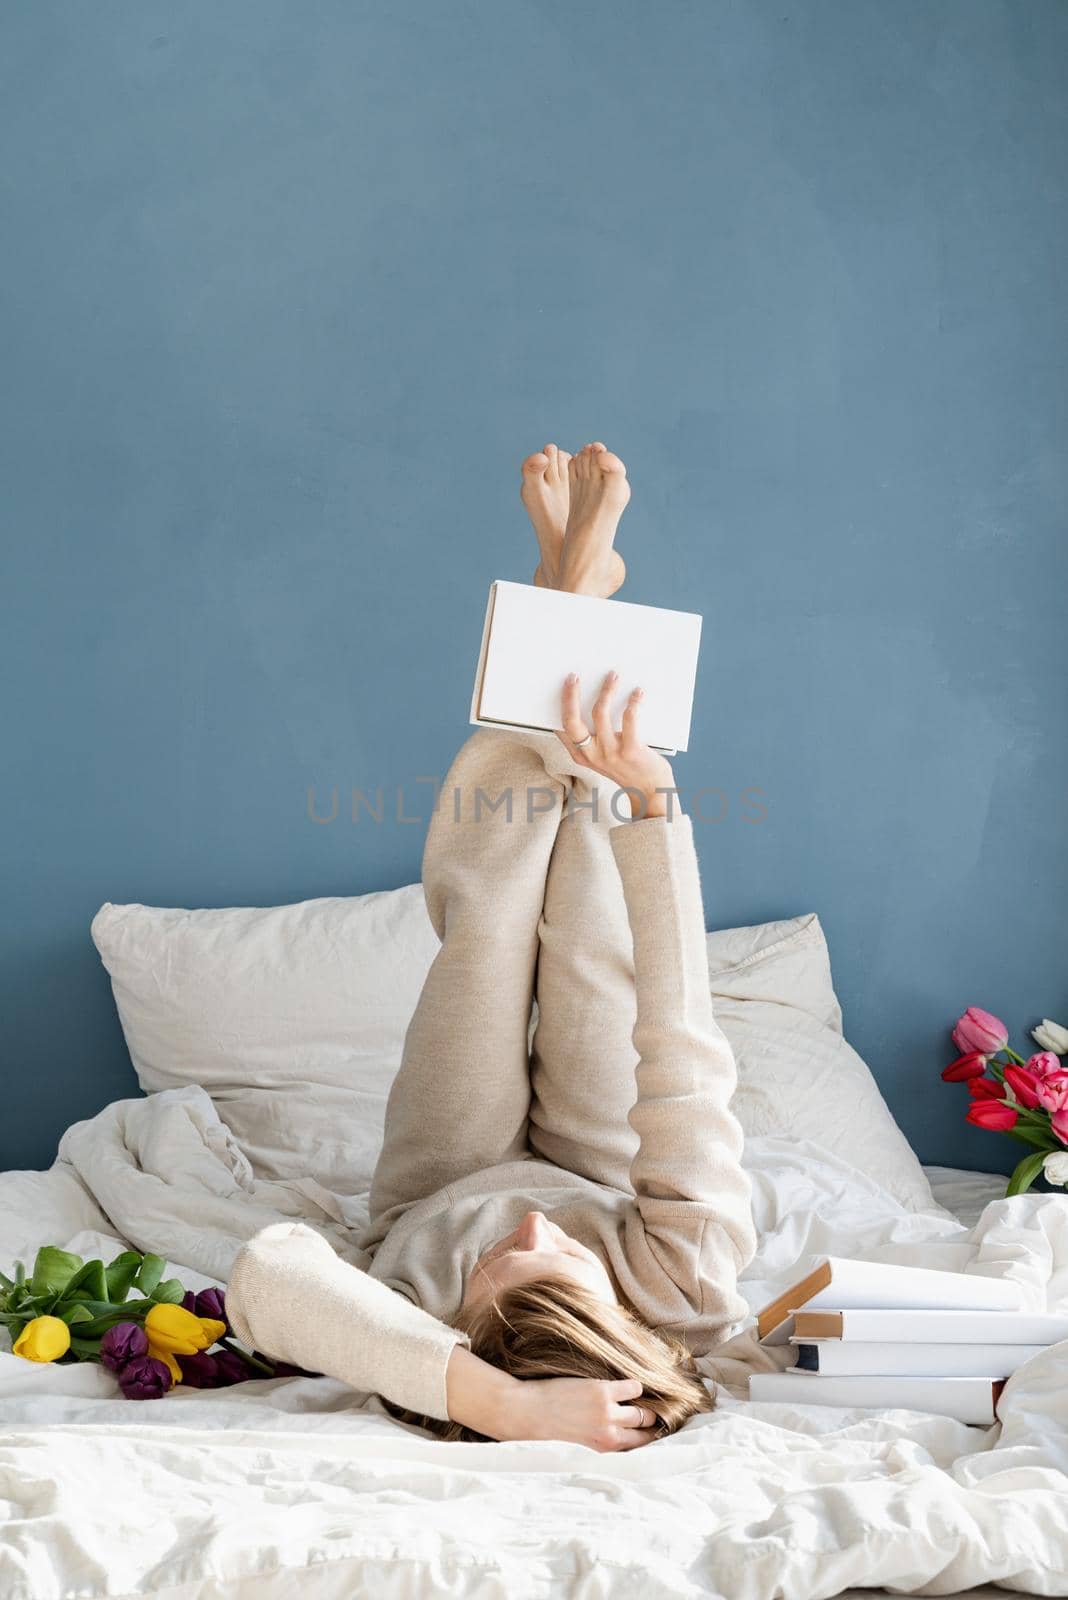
[748,1256,1068,1424]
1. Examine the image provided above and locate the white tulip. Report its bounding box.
[1043,1153,1068,1187]
[1033,1019,1068,1055]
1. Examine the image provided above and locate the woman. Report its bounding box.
[226,442,757,1452]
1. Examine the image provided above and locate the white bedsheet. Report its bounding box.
[0,1087,1066,1600]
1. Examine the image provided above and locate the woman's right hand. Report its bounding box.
[491,1373,660,1451]
[556,672,677,819]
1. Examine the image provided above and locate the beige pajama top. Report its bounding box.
[227,729,757,1422]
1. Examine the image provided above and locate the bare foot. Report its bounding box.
[557,443,628,597]
[520,444,571,588]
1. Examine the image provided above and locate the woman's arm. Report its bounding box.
[227,1222,470,1420]
[609,811,757,1259]
[228,1222,658,1449]
[557,674,757,1330]
[447,1346,655,1451]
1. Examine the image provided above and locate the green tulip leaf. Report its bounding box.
[1006,1151,1049,1197]
[74,1311,144,1338]
[73,1299,156,1338]
[134,1254,166,1296]
[60,1259,109,1303]
[30,1247,84,1297]
[58,1303,95,1326]
[68,1336,104,1360]
[151,1278,185,1305]
[1002,1126,1055,1150]
[57,1299,125,1318]
[104,1251,144,1301]
[14,1260,25,1289]
[16,1292,61,1315]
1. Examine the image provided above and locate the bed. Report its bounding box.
[1,887,1066,1599]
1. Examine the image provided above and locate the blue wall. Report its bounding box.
[3,1,1066,1175]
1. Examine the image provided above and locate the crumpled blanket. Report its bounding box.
[0,1084,1065,1600]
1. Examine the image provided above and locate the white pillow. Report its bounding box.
[91,887,440,1195]
[92,891,932,1212]
[707,913,933,1210]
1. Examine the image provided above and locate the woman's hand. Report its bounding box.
[556,672,677,819]
[493,1373,660,1452]
[447,1346,658,1450]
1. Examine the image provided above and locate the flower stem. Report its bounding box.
[220,1336,275,1377]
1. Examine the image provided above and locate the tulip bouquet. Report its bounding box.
[0,1244,298,1399]
[943,1009,1068,1197]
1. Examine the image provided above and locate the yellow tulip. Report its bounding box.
[144,1303,226,1383]
[13,1315,71,1363]
[149,1347,182,1383]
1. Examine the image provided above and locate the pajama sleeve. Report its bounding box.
[609,813,757,1338]
[226,1222,469,1420]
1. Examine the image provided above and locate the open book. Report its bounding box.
[470,581,703,755]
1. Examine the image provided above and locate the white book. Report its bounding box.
[470,581,703,755]
[757,1256,1024,1345]
[793,1308,1068,1345]
[790,1339,1045,1378]
[749,1371,1004,1426]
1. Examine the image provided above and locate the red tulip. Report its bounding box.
[965,1100,1019,1132]
[968,1077,1007,1099]
[1003,1066,1041,1109]
[942,1052,987,1082]
[1053,1108,1068,1146]
[953,1008,1009,1056]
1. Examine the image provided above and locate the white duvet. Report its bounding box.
[1,1087,1066,1600]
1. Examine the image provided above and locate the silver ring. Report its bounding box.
[639,1406,650,1428]
[573,732,593,749]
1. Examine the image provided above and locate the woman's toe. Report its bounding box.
[522,450,550,478]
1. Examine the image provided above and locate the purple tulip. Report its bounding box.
[194,1287,228,1327]
[177,1347,251,1388]
[99,1321,149,1373]
[118,1354,173,1400]
[180,1286,228,1328]
[212,1349,250,1385]
[176,1352,222,1388]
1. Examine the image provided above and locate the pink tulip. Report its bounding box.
[1025,1052,1061,1081]
[953,1008,1009,1057]
[942,1052,988,1082]
[968,1077,1007,1100]
[1034,1071,1068,1115]
[1053,1108,1068,1146]
[1003,1066,1041,1109]
[965,1099,1019,1132]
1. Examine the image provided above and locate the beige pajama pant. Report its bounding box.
[368,728,647,1232]
[226,726,770,1418]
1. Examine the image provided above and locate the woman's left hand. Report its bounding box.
[556,672,677,819]
[495,1373,660,1451]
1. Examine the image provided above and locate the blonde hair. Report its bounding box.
[386,1274,716,1442]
